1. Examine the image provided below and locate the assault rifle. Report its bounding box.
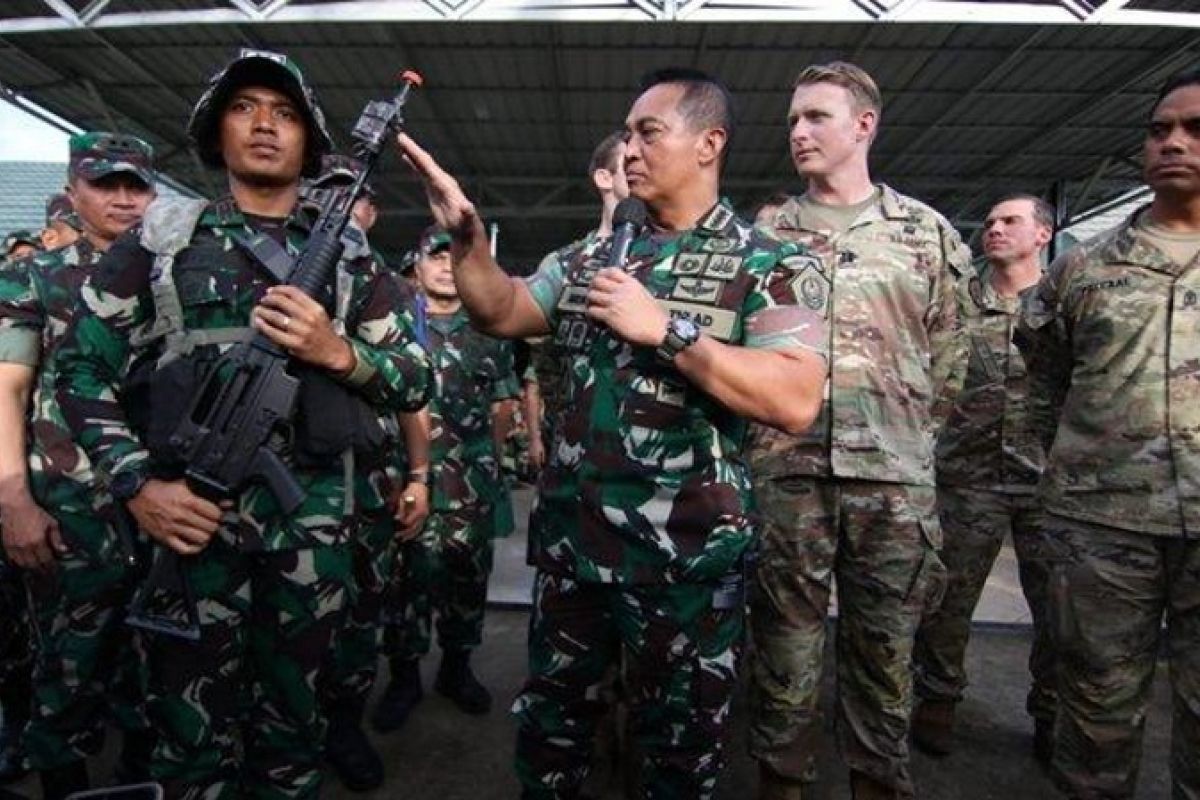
[127,71,424,641]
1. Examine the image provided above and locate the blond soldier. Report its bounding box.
[749,62,971,800]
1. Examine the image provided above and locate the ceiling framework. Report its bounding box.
[3,0,1198,28]
[0,5,1196,264]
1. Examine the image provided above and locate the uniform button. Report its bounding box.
[1184,290,1197,308]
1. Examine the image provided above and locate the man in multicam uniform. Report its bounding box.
[399,66,828,798]
[1017,66,1200,800]
[749,61,970,800]
[911,194,1057,762]
[374,225,518,730]
[0,132,157,799]
[53,50,431,798]
[304,154,432,793]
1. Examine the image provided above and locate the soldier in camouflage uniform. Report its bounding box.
[911,194,1056,762]
[1,231,41,264]
[749,62,970,800]
[41,194,82,252]
[374,225,518,730]
[53,50,432,799]
[305,154,433,793]
[0,132,157,799]
[398,67,829,798]
[1017,67,1200,800]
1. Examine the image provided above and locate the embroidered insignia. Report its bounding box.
[703,255,743,280]
[672,254,708,276]
[671,278,722,304]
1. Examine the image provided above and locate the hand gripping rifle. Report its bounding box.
[127,71,424,641]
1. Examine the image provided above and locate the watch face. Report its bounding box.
[674,319,700,340]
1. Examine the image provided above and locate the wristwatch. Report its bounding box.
[110,470,149,503]
[656,318,701,362]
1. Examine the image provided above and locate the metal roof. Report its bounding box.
[0,160,65,237]
[1,3,1197,265]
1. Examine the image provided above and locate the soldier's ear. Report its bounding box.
[1035,224,1053,249]
[697,127,727,168]
[856,108,878,144]
[592,168,614,194]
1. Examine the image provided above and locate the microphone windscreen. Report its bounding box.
[613,197,648,230]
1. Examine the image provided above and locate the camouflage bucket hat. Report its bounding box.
[45,193,82,230]
[188,48,334,178]
[311,154,376,197]
[419,225,451,255]
[3,230,41,256]
[68,131,156,186]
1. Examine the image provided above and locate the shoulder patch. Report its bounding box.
[783,255,831,315]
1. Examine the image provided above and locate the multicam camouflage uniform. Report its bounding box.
[384,307,517,661]
[0,236,150,772]
[1017,207,1200,799]
[749,185,970,795]
[513,199,828,799]
[912,264,1056,726]
[53,195,431,799]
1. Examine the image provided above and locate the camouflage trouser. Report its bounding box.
[0,555,32,735]
[748,477,944,796]
[384,505,494,660]
[1045,513,1200,800]
[913,485,1057,722]
[320,511,396,717]
[23,510,148,770]
[513,569,744,800]
[139,537,352,799]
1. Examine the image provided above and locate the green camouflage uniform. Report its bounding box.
[1017,207,1200,799]
[321,271,424,721]
[527,232,597,452]
[749,185,970,795]
[385,306,517,661]
[514,199,828,799]
[0,236,150,771]
[53,195,432,799]
[912,264,1056,725]
[0,131,159,774]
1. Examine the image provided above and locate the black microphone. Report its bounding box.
[606,198,648,269]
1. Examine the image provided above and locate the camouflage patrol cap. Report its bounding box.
[68,131,156,186]
[312,154,376,197]
[419,225,451,256]
[45,193,82,230]
[188,48,334,179]
[3,230,41,256]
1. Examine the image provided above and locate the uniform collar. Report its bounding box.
[202,193,315,236]
[773,183,906,235]
[1101,205,1193,276]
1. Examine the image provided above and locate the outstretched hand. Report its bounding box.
[396,133,481,242]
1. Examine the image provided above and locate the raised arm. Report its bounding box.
[396,133,550,340]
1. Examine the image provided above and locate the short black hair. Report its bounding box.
[637,67,736,166]
[1151,65,1200,119]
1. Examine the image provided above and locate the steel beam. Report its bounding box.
[0,0,1196,32]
